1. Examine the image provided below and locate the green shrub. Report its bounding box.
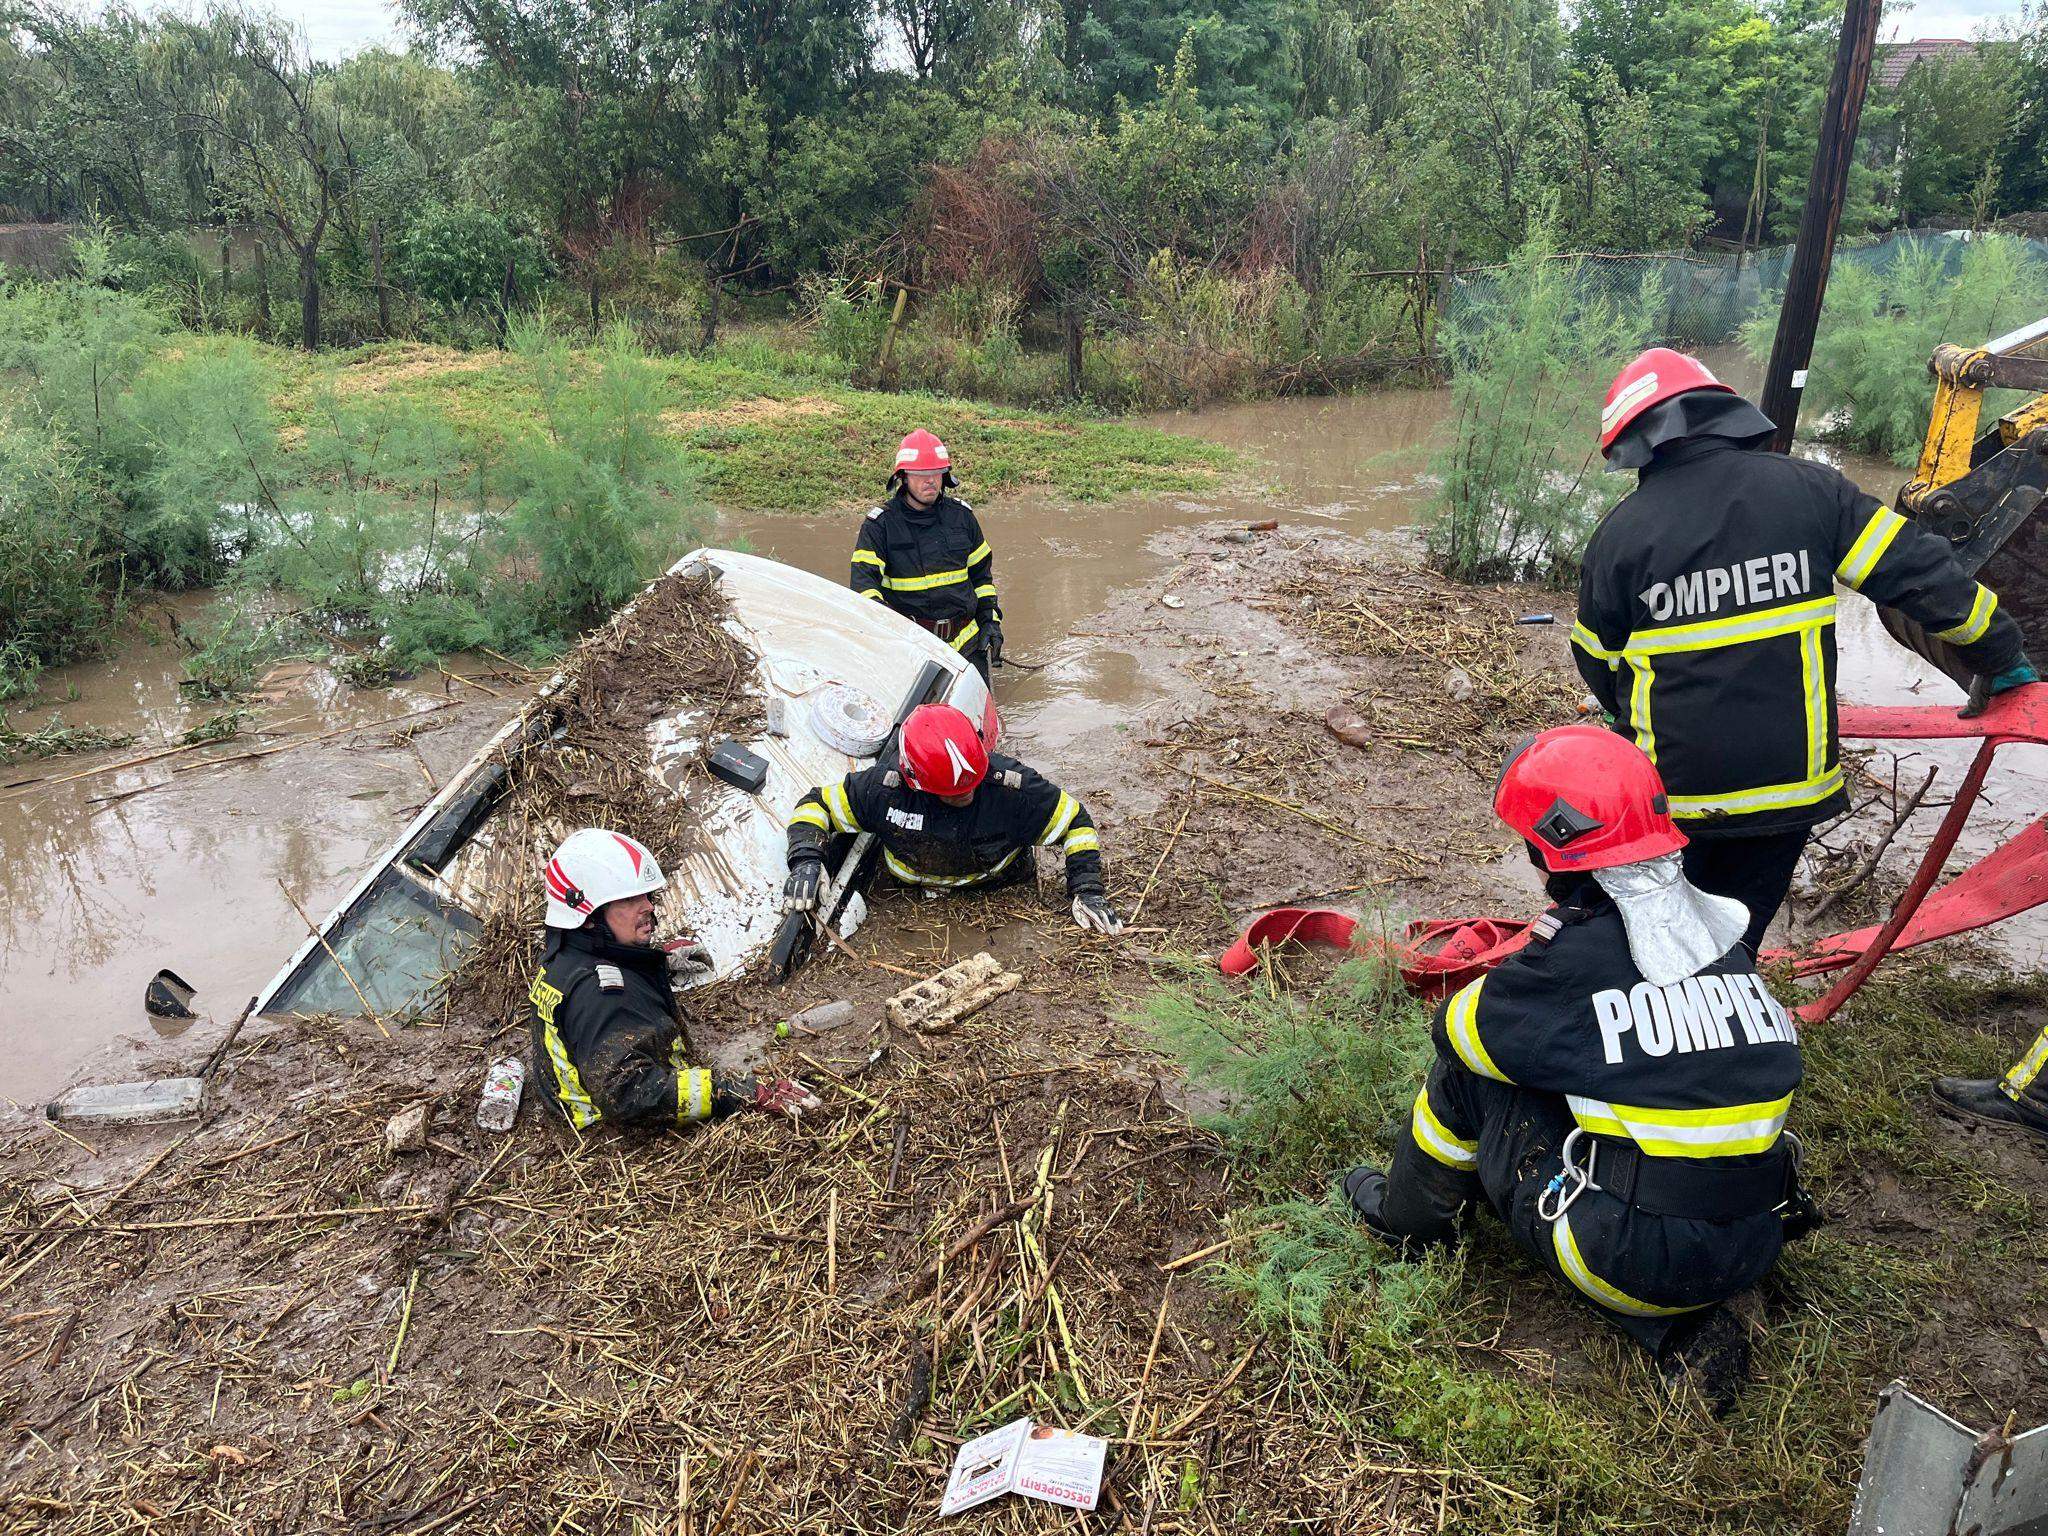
[180,596,299,699]
[1742,235,2048,465]
[0,411,112,695]
[1425,223,1654,585]
[401,204,549,311]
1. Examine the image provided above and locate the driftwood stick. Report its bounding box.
[873,1197,1034,1305]
[1809,765,1938,925]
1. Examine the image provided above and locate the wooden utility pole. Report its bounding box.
[1759,0,1883,452]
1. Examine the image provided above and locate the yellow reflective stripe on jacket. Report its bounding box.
[1623,596,1837,656]
[677,1067,715,1124]
[1801,625,1828,781]
[1627,656,1657,764]
[860,587,885,600]
[881,566,974,592]
[1565,1092,1792,1157]
[948,619,982,652]
[788,803,830,832]
[1935,584,1998,647]
[1552,1212,1709,1318]
[1444,978,1510,1082]
[1571,621,1619,667]
[974,583,998,600]
[1667,766,1842,819]
[541,1021,602,1130]
[1411,1085,1478,1169]
[883,846,1020,887]
[1063,827,1100,856]
[821,781,860,833]
[967,540,991,565]
[2004,1022,2048,1096]
[1038,791,1080,844]
[1837,506,1905,590]
[851,550,887,570]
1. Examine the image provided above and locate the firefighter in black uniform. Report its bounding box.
[529,828,815,1130]
[854,429,1003,682]
[781,703,1123,935]
[1575,348,2036,955]
[1345,728,1810,1410]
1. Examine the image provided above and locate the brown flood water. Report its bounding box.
[8,362,2042,1103]
[2,596,522,1103]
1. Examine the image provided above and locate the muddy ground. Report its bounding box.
[3,526,2045,1534]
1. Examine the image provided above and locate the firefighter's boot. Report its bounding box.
[1933,1077,2048,1139]
[1657,1304,1751,1418]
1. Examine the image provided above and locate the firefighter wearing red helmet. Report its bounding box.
[852,430,1004,682]
[781,704,1120,933]
[528,828,817,1131]
[1575,347,2034,957]
[1344,729,1812,1412]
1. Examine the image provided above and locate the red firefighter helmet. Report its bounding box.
[1599,348,1733,457]
[898,703,988,796]
[1493,727,1686,872]
[889,428,956,488]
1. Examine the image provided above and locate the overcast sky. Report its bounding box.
[278,0,2033,62]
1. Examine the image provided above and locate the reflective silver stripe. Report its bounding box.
[1934,584,1997,646]
[678,1067,715,1123]
[883,846,1019,887]
[1063,827,1100,856]
[2004,1023,2048,1096]
[1837,507,1905,590]
[1038,792,1080,844]
[1444,978,1509,1082]
[821,782,860,833]
[788,804,830,831]
[1571,621,1619,667]
[1412,1086,1477,1169]
[1552,1212,1707,1318]
[1565,1092,1790,1157]
[1624,596,1837,657]
[1667,767,1842,818]
[544,1023,601,1130]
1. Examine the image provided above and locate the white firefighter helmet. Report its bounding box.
[543,828,666,929]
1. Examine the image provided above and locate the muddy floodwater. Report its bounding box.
[8,366,2044,1104]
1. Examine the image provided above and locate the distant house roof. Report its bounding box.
[1877,37,1976,89]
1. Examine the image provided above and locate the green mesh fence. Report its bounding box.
[1439,233,2048,349]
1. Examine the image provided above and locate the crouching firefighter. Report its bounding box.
[529,828,818,1130]
[1934,1021,2048,1141]
[1344,728,1815,1411]
[781,703,1123,935]
[853,430,1003,682]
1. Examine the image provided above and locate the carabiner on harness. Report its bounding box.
[1537,1127,1602,1224]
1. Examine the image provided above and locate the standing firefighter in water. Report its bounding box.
[853,429,1003,682]
[1573,348,2037,955]
[781,703,1123,935]
[529,828,816,1130]
[1345,728,1812,1411]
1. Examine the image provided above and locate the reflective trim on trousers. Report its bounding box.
[1551,1211,1710,1319]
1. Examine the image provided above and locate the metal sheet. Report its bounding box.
[1849,1381,2048,1536]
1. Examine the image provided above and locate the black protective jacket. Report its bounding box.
[527,927,714,1131]
[786,753,1103,895]
[852,490,1000,653]
[1388,892,1803,1336]
[1573,438,2026,836]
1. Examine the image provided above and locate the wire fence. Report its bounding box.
[1440,232,2048,348]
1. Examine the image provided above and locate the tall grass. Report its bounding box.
[1741,234,2048,465]
[1424,223,1657,584]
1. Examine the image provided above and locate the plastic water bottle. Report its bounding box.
[477,1057,525,1132]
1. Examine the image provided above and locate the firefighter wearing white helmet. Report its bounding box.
[528,828,816,1130]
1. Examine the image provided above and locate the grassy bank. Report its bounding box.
[0,281,1231,703]
[1141,953,2048,1534]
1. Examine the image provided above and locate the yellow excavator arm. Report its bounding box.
[1882,315,2048,684]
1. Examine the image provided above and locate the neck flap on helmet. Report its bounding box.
[1590,851,1750,985]
[1606,391,1778,471]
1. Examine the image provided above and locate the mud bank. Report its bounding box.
[2,525,2042,1536]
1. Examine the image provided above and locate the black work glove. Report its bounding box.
[1959,657,2037,719]
[983,620,1003,668]
[782,856,823,913]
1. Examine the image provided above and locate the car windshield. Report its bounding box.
[267,867,480,1018]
